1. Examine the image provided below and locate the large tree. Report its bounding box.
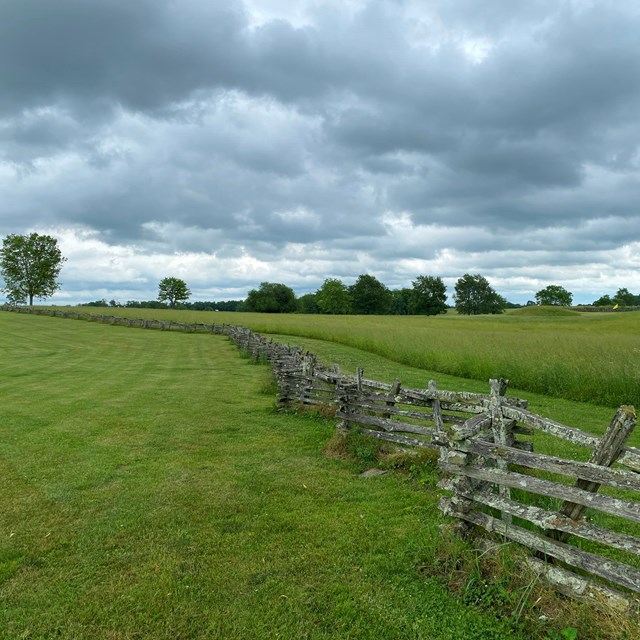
[390,288,412,315]
[158,277,191,307]
[535,284,573,306]
[0,233,66,305]
[245,282,297,313]
[350,274,392,315]
[613,287,636,307]
[316,278,352,314]
[410,275,448,315]
[297,293,320,314]
[454,273,505,315]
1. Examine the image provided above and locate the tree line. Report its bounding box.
[2,233,639,314]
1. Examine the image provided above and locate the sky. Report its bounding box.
[1,0,640,306]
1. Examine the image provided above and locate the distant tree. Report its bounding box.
[158,277,191,307]
[80,299,109,307]
[535,284,573,306]
[126,300,168,309]
[350,274,392,315]
[390,288,413,315]
[245,282,297,313]
[410,275,447,315]
[592,294,613,307]
[454,274,505,315]
[316,278,352,314]
[613,288,635,307]
[0,233,66,305]
[183,301,217,311]
[297,293,320,314]
[214,300,244,312]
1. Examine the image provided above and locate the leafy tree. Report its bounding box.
[535,284,573,306]
[214,300,244,312]
[80,299,109,307]
[350,274,392,315]
[0,233,66,305]
[245,282,297,313]
[390,288,413,315]
[592,294,613,307]
[297,293,320,314]
[613,288,635,307]
[126,300,168,309]
[158,277,191,307]
[410,275,447,315]
[454,274,505,315]
[316,278,352,314]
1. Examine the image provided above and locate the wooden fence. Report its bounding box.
[3,305,640,608]
[220,320,640,609]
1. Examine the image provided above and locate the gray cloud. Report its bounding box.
[1,0,640,304]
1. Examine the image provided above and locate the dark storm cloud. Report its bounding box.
[0,0,249,115]
[1,0,640,304]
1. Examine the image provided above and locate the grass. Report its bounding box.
[1,311,549,640]
[4,308,639,638]
[57,306,640,409]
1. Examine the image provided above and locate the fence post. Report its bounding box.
[336,381,358,433]
[300,353,316,405]
[429,379,444,433]
[548,405,637,542]
[489,378,514,524]
[436,420,476,537]
[383,379,401,419]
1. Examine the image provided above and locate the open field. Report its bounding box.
[1,311,552,640]
[59,306,640,409]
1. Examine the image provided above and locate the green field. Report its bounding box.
[61,306,640,409]
[2,309,638,639]
[1,311,543,639]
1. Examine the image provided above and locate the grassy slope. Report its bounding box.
[1,312,536,640]
[60,307,640,408]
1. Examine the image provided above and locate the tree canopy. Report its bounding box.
[297,293,320,314]
[350,274,392,315]
[316,278,352,314]
[158,277,191,307]
[410,275,448,315]
[0,233,66,305]
[245,282,297,313]
[454,273,505,315]
[535,284,573,306]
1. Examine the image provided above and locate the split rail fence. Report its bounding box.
[3,305,640,608]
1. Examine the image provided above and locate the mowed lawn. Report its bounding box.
[0,312,532,640]
[61,306,640,409]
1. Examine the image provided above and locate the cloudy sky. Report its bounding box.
[1,0,640,305]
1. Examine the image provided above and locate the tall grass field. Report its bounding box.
[62,306,640,408]
[1,311,546,639]
[3,309,639,638]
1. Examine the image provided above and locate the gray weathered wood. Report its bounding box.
[502,405,599,449]
[335,410,435,436]
[441,500,640,593]
[443,482,640,555]
[440,463,640,523]
[447,414,492,440]
[429,380,444,433]
[453,438,640,492]
[357,428,435,449]
[551,405,636,541]
[523,554,639,612]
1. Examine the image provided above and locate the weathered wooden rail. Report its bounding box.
[214,318,640,609]
[3,305,639,609]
